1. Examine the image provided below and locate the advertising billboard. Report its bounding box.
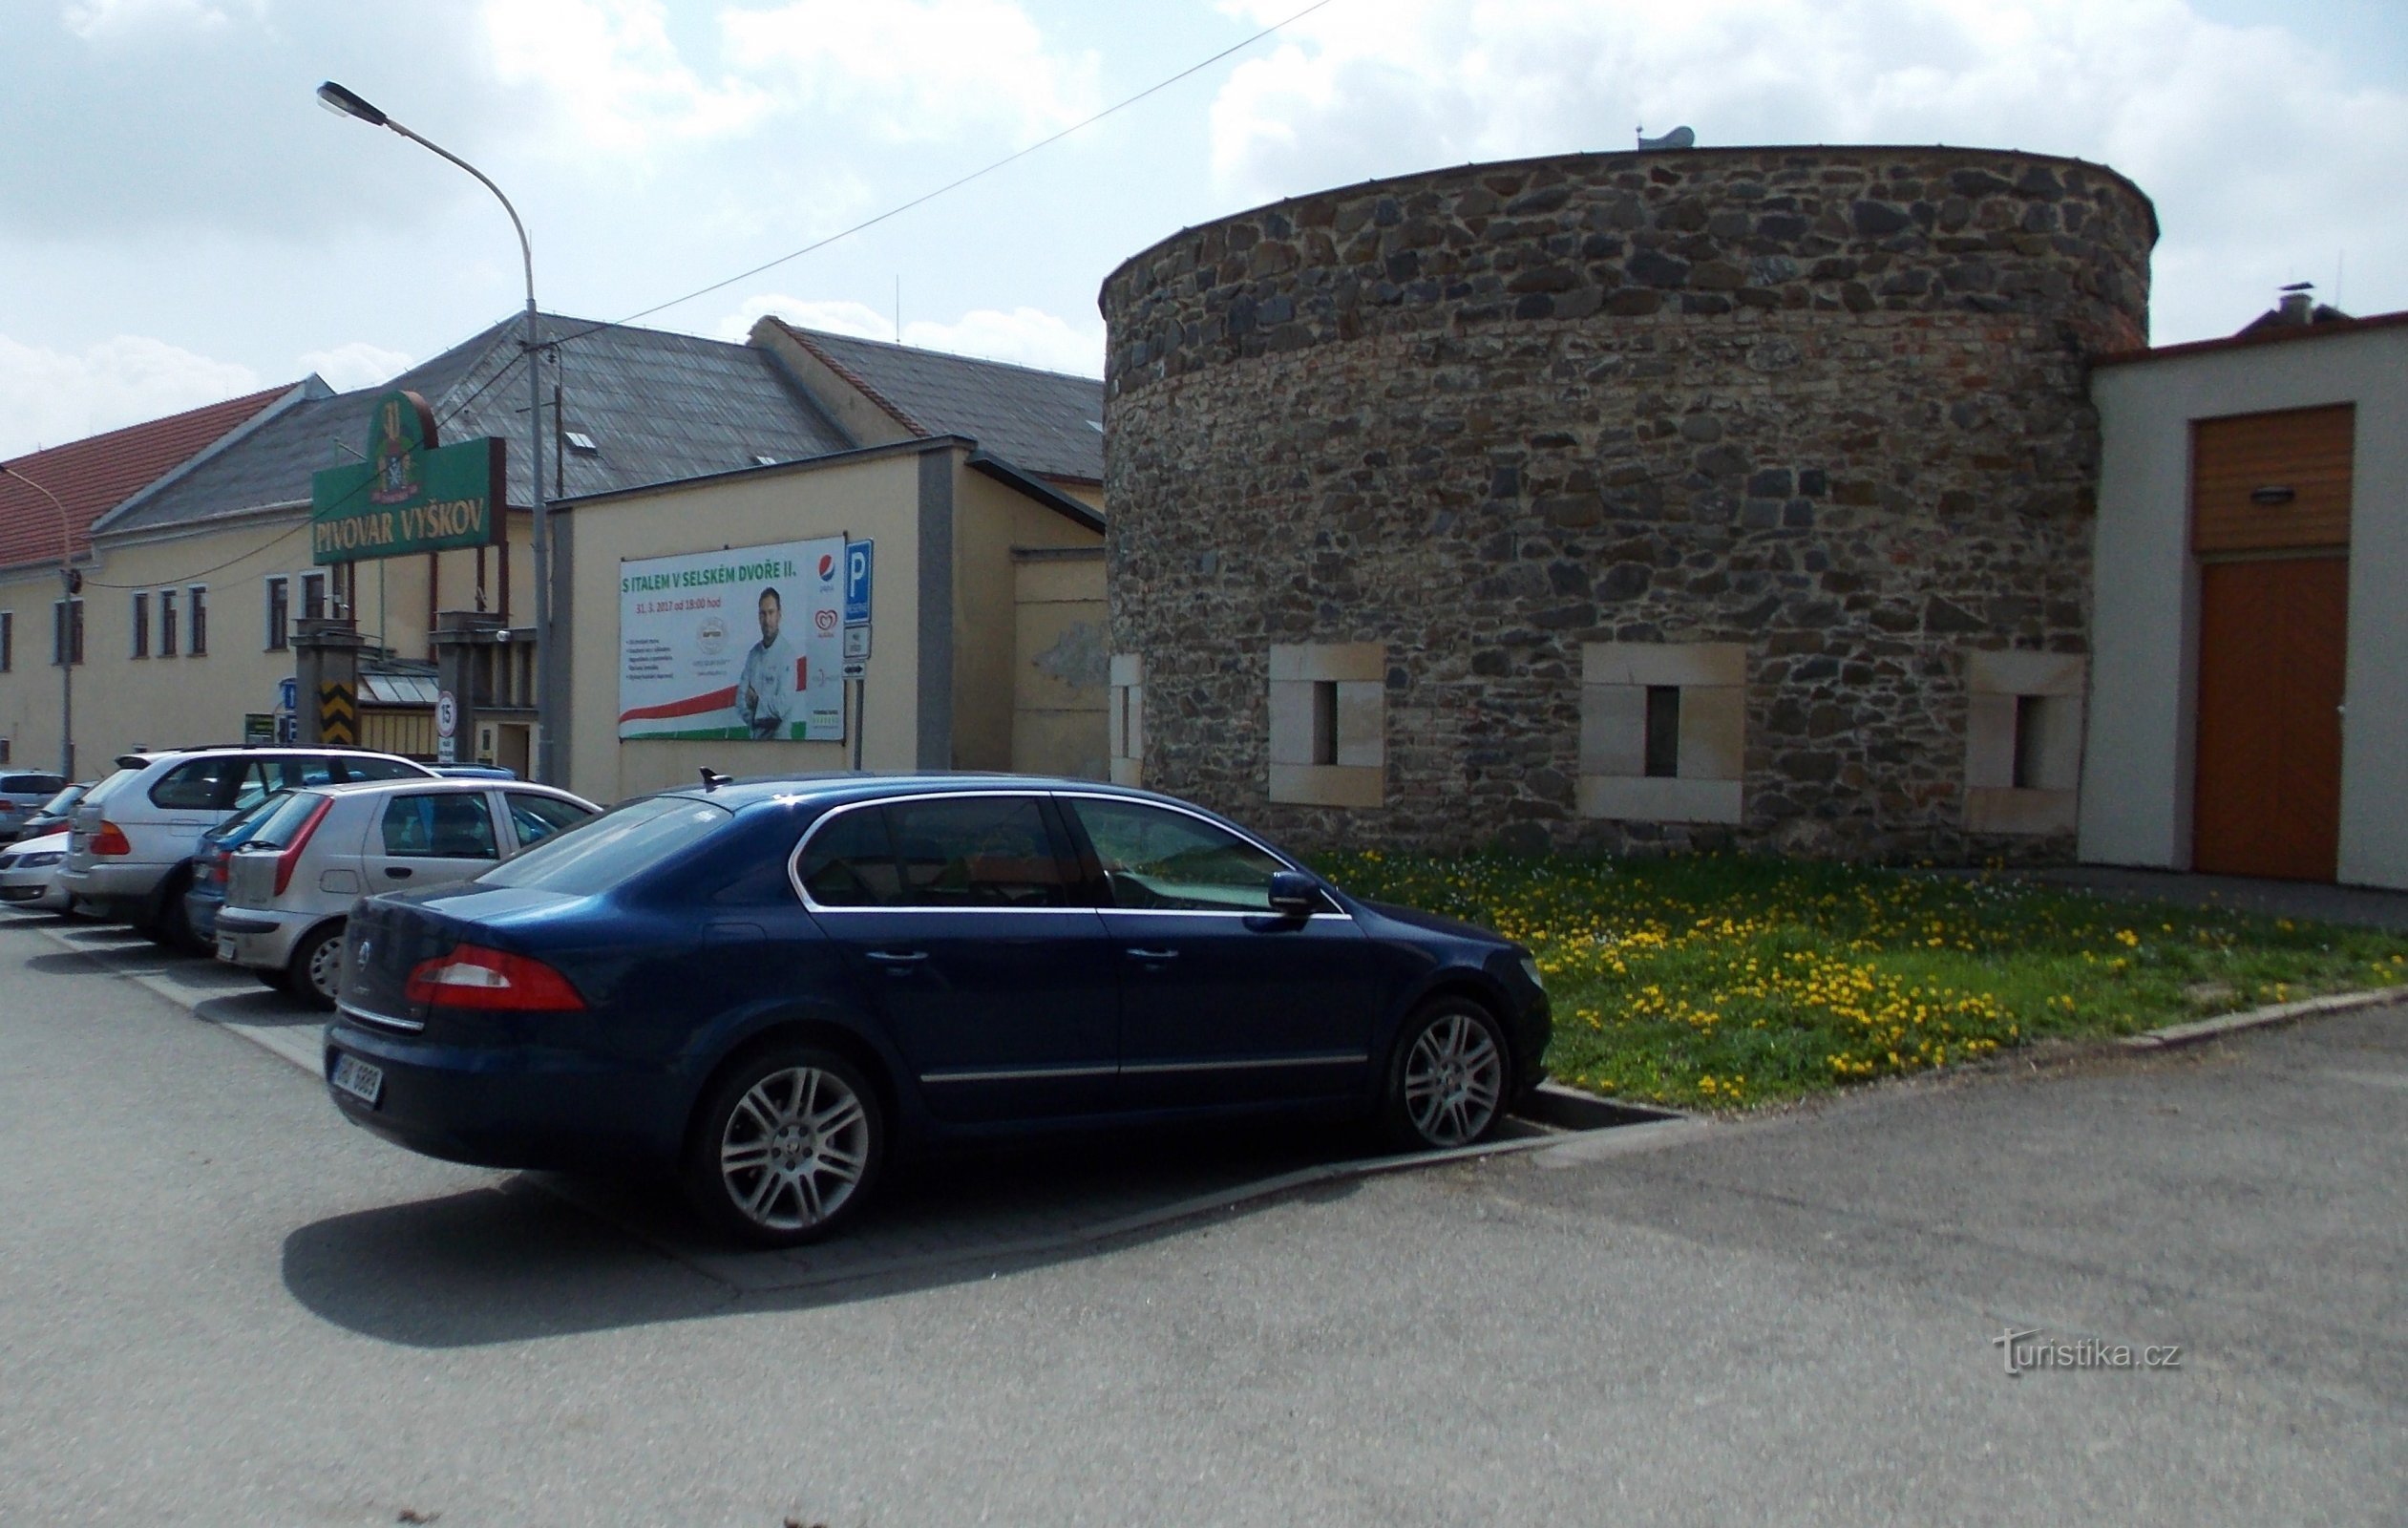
[618,537,845,741]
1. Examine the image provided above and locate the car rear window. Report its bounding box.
[243,790,330,850]
[477,795,731,896]
[79,768,139,808]
[382,792,499,860]
[151,756,252,810]
[2,774,64,794]
[339,755,428,783]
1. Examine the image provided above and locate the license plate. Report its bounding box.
[216,937,237,963]
[330,1052,384,1107]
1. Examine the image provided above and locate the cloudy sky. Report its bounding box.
[2,0,2402,458]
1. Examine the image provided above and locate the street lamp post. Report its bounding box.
[0,464,75,778]
[316,81,557,785]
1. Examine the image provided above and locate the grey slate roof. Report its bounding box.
[100,314,854,537]
[773,323,1104,484]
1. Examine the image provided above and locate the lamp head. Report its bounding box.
[316,81,388,128]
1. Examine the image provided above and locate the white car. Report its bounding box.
[0,830,74,913]
[60,746,436,949]
[215,777,600,1007]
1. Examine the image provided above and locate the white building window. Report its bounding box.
[1964,650,2084,834]
[1109,654,1145,786]
[1579,643,1744,823]
[1268,643,1384,807]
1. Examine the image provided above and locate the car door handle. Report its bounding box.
[864,949,927,966]
[1125,947,1180,962]
[384,866,413,879]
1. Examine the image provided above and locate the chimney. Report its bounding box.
[2278,282,2315,325]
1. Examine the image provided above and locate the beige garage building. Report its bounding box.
[2081,307,2408,887]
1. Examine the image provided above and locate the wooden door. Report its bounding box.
[2192,557,2347,881]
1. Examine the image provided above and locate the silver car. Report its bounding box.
[0,771,69,844]
[60,746,436,948]
[215,777,599,1007]
[0,830,74,913]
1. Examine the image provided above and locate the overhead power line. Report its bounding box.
[85,1,1343,588]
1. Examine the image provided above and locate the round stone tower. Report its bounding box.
[1099,145,2155,859]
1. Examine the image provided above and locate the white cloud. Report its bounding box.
[719,295,1103,376]
[0,332,260,458]
[1205,0,2408,343]
[713,296,895,344]
[482,0,770,156]
[901,306,1103,377]
[295,342,413,393]
[57,0,259,40]
[722,0,1102,143]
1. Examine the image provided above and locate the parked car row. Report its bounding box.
[11,748,1551,1247]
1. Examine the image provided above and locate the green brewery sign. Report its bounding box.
[309,390,505,564]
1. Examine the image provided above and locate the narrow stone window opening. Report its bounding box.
[1310,681,1340,766]
[1964,651,2086,835]
[1109,653,1145,787]
[1643,686,1682,778]
[2012,694,2044,790]
[1580,643,1744,823]
[1268,644,1385,807]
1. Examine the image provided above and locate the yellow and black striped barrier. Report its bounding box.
[317,681,358,747]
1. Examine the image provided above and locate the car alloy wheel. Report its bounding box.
[687,1047,884,1246]
[1390,1000,1509,1150]
[289,924,345,1010]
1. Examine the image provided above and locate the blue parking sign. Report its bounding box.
[844,540,873,626]
[278,676,298,712]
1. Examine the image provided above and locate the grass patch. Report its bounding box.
[1313,850,2408,1111]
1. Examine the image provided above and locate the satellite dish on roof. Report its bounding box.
[1637,125,1697,151]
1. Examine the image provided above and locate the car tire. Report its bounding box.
[287,923,345,1010]
[1382,995,1512,1152]
[684,1045,885,1248]
[141,870,201,954]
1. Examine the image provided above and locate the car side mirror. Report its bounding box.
[1267,870,1321,918]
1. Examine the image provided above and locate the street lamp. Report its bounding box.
[0,463,76,778]
[316,80,558,785]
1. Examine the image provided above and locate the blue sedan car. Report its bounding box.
[326,775,1551,1245]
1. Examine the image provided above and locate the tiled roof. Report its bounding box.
[0,383,300,571]
[101,314,855,537]
[771,322,1105,484]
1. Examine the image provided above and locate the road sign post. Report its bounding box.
[435,689,458,766]
[844,540,873,771]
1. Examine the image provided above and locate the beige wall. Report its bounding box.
[1009,548,1107,778]
[560,449,930,804]
[559,445,1106,805]
[2083,323,2408,887]
[0,508,528,775]
[748,321,894,448]
[950,461,1104,773]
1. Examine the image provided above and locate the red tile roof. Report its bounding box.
[0,383,295,572]
[2093,308,2408,369]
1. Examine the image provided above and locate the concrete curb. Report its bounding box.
[2122,987,2400,1050]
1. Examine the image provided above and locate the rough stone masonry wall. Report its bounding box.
[1099,146,2156,860]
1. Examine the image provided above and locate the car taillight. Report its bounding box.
[93,821,132,857]
[272,798,334,897]
[404,944,586,1011]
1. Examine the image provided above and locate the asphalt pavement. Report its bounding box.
[1,912,2401,1526]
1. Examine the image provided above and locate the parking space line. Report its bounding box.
[18,912,1664,1289]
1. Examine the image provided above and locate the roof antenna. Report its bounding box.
[699,767,731,792]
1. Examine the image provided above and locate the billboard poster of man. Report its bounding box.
[618,537,844,741]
